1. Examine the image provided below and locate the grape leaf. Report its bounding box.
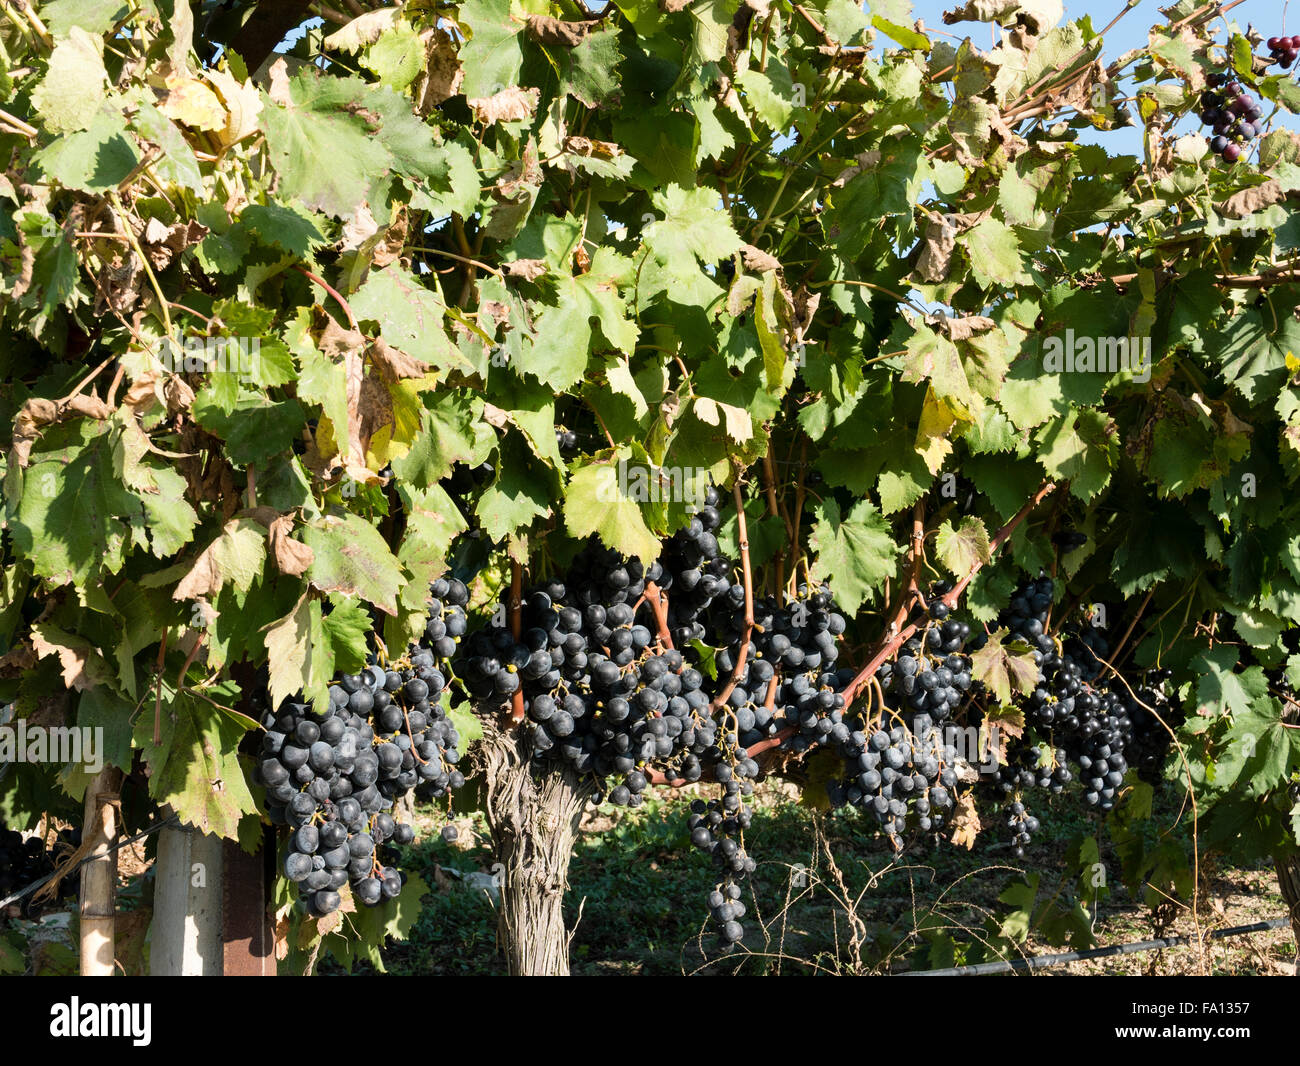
[808,498,900,614]
[302,513,404,615]
[133,681,258,838]
[264,594,333,712]
[564,446,663,564]
[936,517,992,577]
[970,630,1039,703]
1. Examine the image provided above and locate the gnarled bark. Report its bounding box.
[480,719,595,976]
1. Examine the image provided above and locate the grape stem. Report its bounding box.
[710,472,755,712]
[762,442,793,597]
[294,265,358,332]
[641,581,674,649]
[506,561,526,726]
[839,480,1057,709]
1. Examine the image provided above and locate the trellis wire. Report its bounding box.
[0,812,180,912]
[902,918,1292,976]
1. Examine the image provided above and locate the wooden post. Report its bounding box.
[79,766,123,976]
[1276,856,1300,975]
[221,828,276,975]
[151,819,224,975]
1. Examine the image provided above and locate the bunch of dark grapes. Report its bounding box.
[456,487,744,807]
[687,754,760,947]
[1052,529,1088,553]
[707,583,852,754]
[452,484,797,948]
[256,653,464,916]
[1267,35,1300,69]
[1003,800,1040,858]
[423,576,469,666]
[877,602,974,724]
[981,737,1071,796]
[656,489,737,647]
[1114,669,1182,785]
[555,427,579,453]
[826,714,961,845]
[1200,73,1264,163]
[993,577,1141,812]
[0,822,80,917]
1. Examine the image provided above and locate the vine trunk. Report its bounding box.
[480,719,595,976]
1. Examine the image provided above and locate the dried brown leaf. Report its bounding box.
[30,626,100,691]
[503,258,548,280]
[949,790,982,849]
[469,85,540,125]
[368,336,430,382]
[739,243,781,273]
[1218,179,1286,219]
[268,514,315,576]
[525,15,604,47]
[914,217,958,283]
[416,28,463,113]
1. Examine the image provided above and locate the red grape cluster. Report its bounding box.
[1200,73,1263,163]
[1267,35,1300,69]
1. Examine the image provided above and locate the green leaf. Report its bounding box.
[1206,292,1300,403]
[192,391,307,468]
[827,0,874,42]
[963,218,1031,288]
[558,27,623,108]
[527,263,636,391]
[935,517,991,577]
[241,201,329,257]
[12,420,140,585]
[1192,645,1267,718]
[322,600,372,674]
[352,265,466,375]
[1035,408,1115,501]
[133,681,258,838]
[302,513,404,615]
[30,28,108,133]
[458,0,524,99]
[172,517,268,601]
[564,447,663,564]
[365,23,424,90]
[1207,698,1300,799]
[397,483,469,598]
[391,392,484,487]
[872,15,929,50]
[998,873,1040,942]
[264,594,333,713]
[33,109,141,193]
[808,498,901,614]
[736,66,796,131]
[645,184,742,275]
[129,98,204,194]
[475,435,552,541]
[409,135,481,219]
[42,0,130,38]
[260,72,391,218]
[877,452,934,513]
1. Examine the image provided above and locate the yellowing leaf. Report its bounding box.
[159,76,227,131]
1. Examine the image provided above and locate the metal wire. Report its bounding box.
[903,918,1293,975]
[0,813,180,912]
